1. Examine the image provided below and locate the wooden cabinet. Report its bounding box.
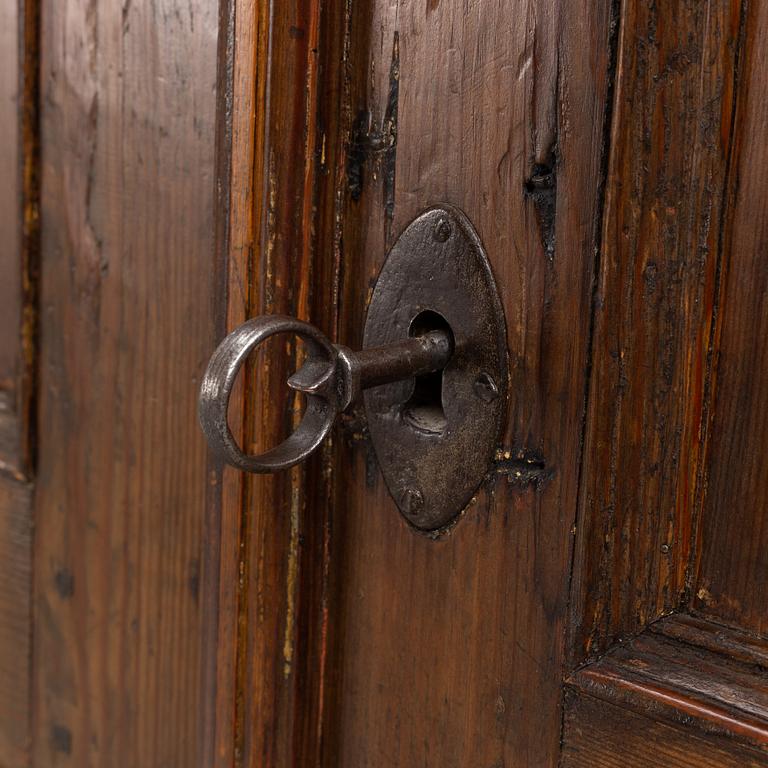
[1,0,767,766]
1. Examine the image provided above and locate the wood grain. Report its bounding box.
[0,0,39,477]
[206,2,349,766]
[322,1,615,765]
[569,0,745,662]
[562,689,768,768]
[0,0,22,470]
[32,1,219,765]
[236,0,349,757]
[237,3,320,760]
[563,617,768,765]
[201,0,261,764]
[695,0,768,634]
[0,477,33,767]
[652,613,768,669]
[0,3,38,766]
[0,0,39,480]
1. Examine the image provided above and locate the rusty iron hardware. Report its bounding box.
[198,315,452,473]
[198,205,508,531]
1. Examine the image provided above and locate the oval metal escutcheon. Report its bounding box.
[363,205,508,531]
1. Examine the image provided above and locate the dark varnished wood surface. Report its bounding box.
[205,2,348,767]
[0,0,38,479]
[10,0,768,765]
[323,1,615,765]
[563,615,768,766]
[696,0,768,634]
[236,2,336,766]
[0,477,33,767]
[33,1,219,765]
[654,613,768,668]
[0,3,38,766]
[562,689,767,768]
[0,0,23,469]
[201,1,261,764]
[569,0,745,663]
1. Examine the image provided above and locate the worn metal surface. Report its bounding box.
[199,316,339,472]
[199,205,507,520]
[198,316,451,472]
[363,205,508,530]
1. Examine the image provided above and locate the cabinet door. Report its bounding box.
[6,0,765,766]
[208,1,768,767]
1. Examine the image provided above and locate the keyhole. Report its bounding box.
[402,310,454,435]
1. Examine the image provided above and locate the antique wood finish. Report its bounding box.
[9,0,768,765]
[0,0,38,477]
[322,1,615,764]
[32,1,219,765]
[0,2,38,765]
[695,0,768,635]
[0,475,33,767]
[655,613,768,668]
[569,0,745,663]
[206,2,347,767]
[563,615,768,766]
[562,689,767,768]
[201,1,261,763]
[0,0,24,472]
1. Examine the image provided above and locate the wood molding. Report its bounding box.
[563,614,768,766]
[205,1,349,766]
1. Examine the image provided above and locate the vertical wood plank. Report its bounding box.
[569,0,744,661]
[325,0,615,764]
[0,2,39,765]
[0,476,33,767]
[0,0,39,477]
[200,0,261,764]
[203,0,349,764]
[696,0,768,633]
[33,1,219,765]
[0,2,22,465]
[236,1,346,765]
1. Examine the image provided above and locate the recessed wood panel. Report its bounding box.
[569,0,744,661]
[696,0,768,634]
[563,616,768,767]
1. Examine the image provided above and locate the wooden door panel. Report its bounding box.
[569,0,743,663]
[0,479,33,766]
[325,1,614,765]
[6,0,766,764]
[696,0,768,634]
[211,0,768,766]
[562,0,768,764]
[0,2,37,765]
[32,1,219,765]
[565,616,768,764]
[563,689,767,768]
